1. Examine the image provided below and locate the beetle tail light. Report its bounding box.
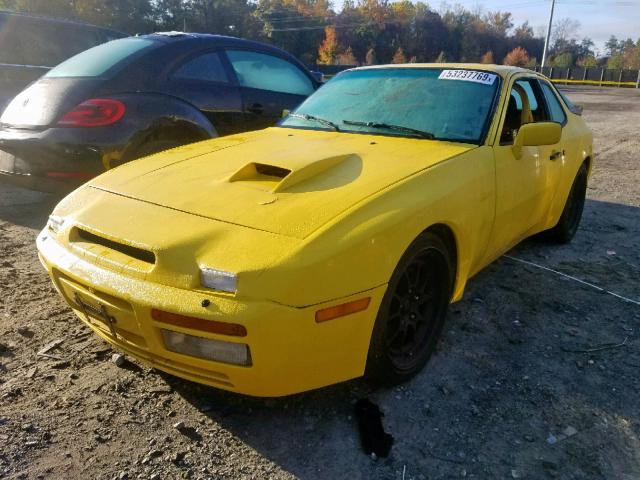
[57,99,125,127]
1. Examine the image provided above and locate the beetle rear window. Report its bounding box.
[45,37,155,78]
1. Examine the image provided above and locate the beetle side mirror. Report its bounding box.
[282,109,290,118]
[512,122,562,157]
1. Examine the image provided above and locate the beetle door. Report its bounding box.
[224,49,315,130]
[166,51,244,136]
[487,77,563,256]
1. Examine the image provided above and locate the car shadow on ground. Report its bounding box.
[162,198,640,479]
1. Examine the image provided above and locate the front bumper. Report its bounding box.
[36,229,386,397]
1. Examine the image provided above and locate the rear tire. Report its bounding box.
[365,232,453,387]
[545,163,588,244]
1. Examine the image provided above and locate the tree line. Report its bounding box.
[1,0,639,69]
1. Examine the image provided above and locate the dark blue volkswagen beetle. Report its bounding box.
[0,32,321,192]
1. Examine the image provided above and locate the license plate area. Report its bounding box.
[74,292,118,337]
[54,272,147,347]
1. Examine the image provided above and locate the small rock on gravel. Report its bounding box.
[111,353,126,367]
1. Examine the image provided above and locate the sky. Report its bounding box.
[331,0,640,55]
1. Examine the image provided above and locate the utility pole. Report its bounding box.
[541,0,556,68]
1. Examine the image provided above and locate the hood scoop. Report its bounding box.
[228,154,357,193]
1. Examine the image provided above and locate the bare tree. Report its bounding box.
[551,18,580,45]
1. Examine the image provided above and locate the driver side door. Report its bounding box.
[486,76,562,259]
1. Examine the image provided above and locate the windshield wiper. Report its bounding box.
[342,120,434,139]
[288,113,340,131]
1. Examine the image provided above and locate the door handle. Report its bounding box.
[549,149,564,161]
[247,103,264,115]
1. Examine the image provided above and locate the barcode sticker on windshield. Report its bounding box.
[438,70,497,85]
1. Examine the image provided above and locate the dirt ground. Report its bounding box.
[1,86,639,480]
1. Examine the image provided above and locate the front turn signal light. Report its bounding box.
[315,297,371,323]
[151,309,247,337]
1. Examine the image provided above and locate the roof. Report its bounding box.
[140,33,315,77]
[143,32,292,52]
[145,32,270,47]
[351,63,533,78]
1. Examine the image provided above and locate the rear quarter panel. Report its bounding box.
[545,111,593,228]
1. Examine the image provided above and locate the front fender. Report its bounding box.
[246,147,495,307]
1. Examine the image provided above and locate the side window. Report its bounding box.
[515,79,548,122]
[173,52,229,83]
[226,50,314,96]
[540,82,567,124]
[500,78,548,144]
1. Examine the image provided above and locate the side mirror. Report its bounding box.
[310,71,323,83]
[282,109,290,118]
[514,122,562,147]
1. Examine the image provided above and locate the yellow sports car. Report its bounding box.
[37,64,592,397]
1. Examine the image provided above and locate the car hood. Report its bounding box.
[90,127,474,239]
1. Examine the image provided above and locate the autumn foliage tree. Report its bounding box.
[480,51,494,64]
[2,0,637,68]
[503,47,530,67]
[336,46,358,65]
[317,26,338,65]
[391,47,407,64]
[365,47,377,65]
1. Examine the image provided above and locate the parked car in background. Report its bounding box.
[0,11,124,110]
[0,33,321,192]
[37,64,592,396]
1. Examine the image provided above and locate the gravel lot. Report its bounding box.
[1,86,639,480]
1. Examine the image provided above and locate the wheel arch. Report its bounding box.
[109,92,218,164]
[583,155,592,176]
[420,223,460,301]
[121,117,214,163]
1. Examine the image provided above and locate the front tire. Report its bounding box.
[365,232,453,386]
[546,163,588,243]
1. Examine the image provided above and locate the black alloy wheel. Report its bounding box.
[366,232,453,385]
[546,163,588,244]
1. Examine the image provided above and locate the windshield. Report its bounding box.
[280,68,500,143]
[45,37,155,78]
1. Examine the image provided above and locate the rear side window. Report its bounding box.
[226,50,313,96]
[173,52,229,83]
[45,38,154,78]
[540,82,567,124]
